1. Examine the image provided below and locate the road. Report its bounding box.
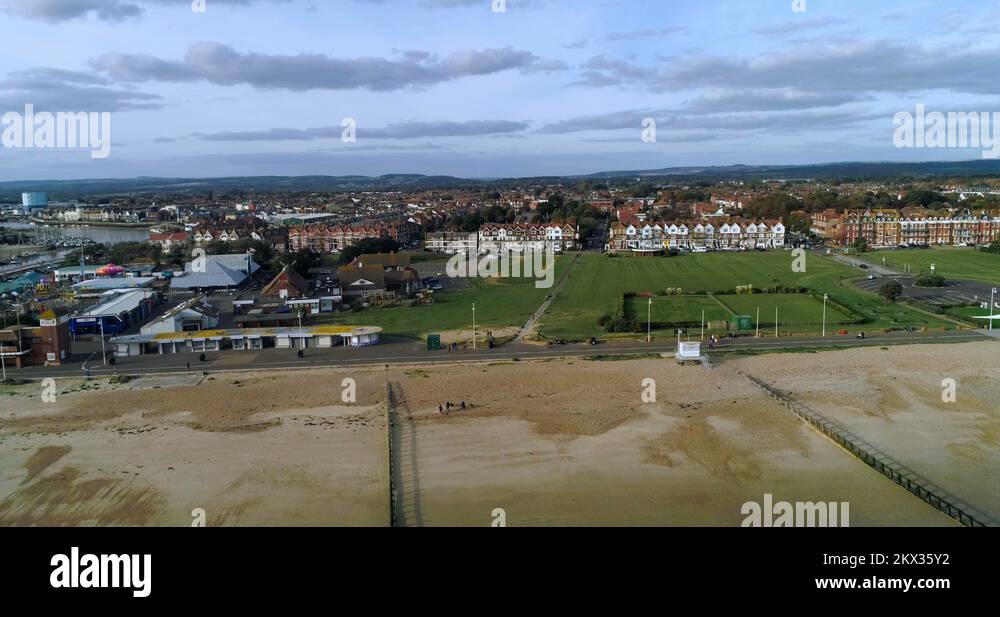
[834,253,998,307]
[4,328,992,381]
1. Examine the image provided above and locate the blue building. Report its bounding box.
[21,192,48,214]
[69,289,158,337]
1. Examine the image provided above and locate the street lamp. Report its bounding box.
[472,303,476,350]
[992,288,997,332]
[822,293,829,337]
[99,318,107,366]
[647,297,652,343]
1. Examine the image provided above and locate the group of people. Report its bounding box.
[438,400,467,415]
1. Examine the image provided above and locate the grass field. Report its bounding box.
[627,295,729,327]
[313,256,570,339]
[863,247,1000,284]
[314,251,955,341]
[716,294,853,327]
[538,252,953,340]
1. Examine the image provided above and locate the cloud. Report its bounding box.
[0,67,163,111]
[192,119,530,141]
[575,40,1000,97]
[92,42,565,91]
[605,26,687,41]
[0,0,291,23]
[753,16,851,36]
[538,107,882,135]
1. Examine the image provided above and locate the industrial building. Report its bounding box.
[69,289,159,336]
[169,253,261,291]
[72,276,158,298]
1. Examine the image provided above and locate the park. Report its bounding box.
[312,250,971,342]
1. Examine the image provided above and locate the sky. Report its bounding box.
[1,0,1000,181]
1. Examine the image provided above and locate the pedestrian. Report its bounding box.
[446,401,452,411]
[438,405,444,414]
[460,400,466,410]
[186,361,191,373]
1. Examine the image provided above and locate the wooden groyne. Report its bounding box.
[385,382,397,527]
[742,372,989,527]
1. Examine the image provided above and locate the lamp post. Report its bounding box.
[755,306,760,338]
[99,318,107,366]
[647,297,652,343]
[472,303,476,350]
[822,293,829,337]
[992,288,997,332]
[701,308,705,341]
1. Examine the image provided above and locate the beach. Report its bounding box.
[1,341,995,526]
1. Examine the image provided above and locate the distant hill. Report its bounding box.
[4,159,1000,199]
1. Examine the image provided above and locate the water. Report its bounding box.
[0,222,149,244]
[1,221,147,275]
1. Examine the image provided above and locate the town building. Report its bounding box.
[261,265,310,300]
[810,209,842,240]
[0,308,72,367]
[287,221,419,253]
[336,254,421,301]
[839,210,1000,247]
[148,231,190,250]
[477,223,578,254]
[140,296,220,336]
[424,231,478,254]
[606,220,786,253]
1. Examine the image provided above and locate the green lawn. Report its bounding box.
[716,294,853,328]
[627,295,730,327]
[538,252,953,340]
[313,256,570,339]
[863,247,1000,284]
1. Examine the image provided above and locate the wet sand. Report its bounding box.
[0,372,389,526]
[733,341,1000,524]
[2,341,994,526]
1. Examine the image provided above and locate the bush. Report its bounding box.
[914,273,946,287]
[879,280,904,302]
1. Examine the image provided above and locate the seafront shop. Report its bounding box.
[111,325,382,357]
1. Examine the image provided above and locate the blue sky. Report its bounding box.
[1,0,1000,180]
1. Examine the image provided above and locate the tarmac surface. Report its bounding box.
[4,328,992,381]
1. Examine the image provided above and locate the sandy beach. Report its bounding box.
[1,341,995,526]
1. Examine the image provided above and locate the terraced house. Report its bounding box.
[478,223,578,254]
[287,222,420,253]
[839,209,1000,247]
[606,220,786,254]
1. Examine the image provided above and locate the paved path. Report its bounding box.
[4,329,992,381]
[515,252,579,341]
